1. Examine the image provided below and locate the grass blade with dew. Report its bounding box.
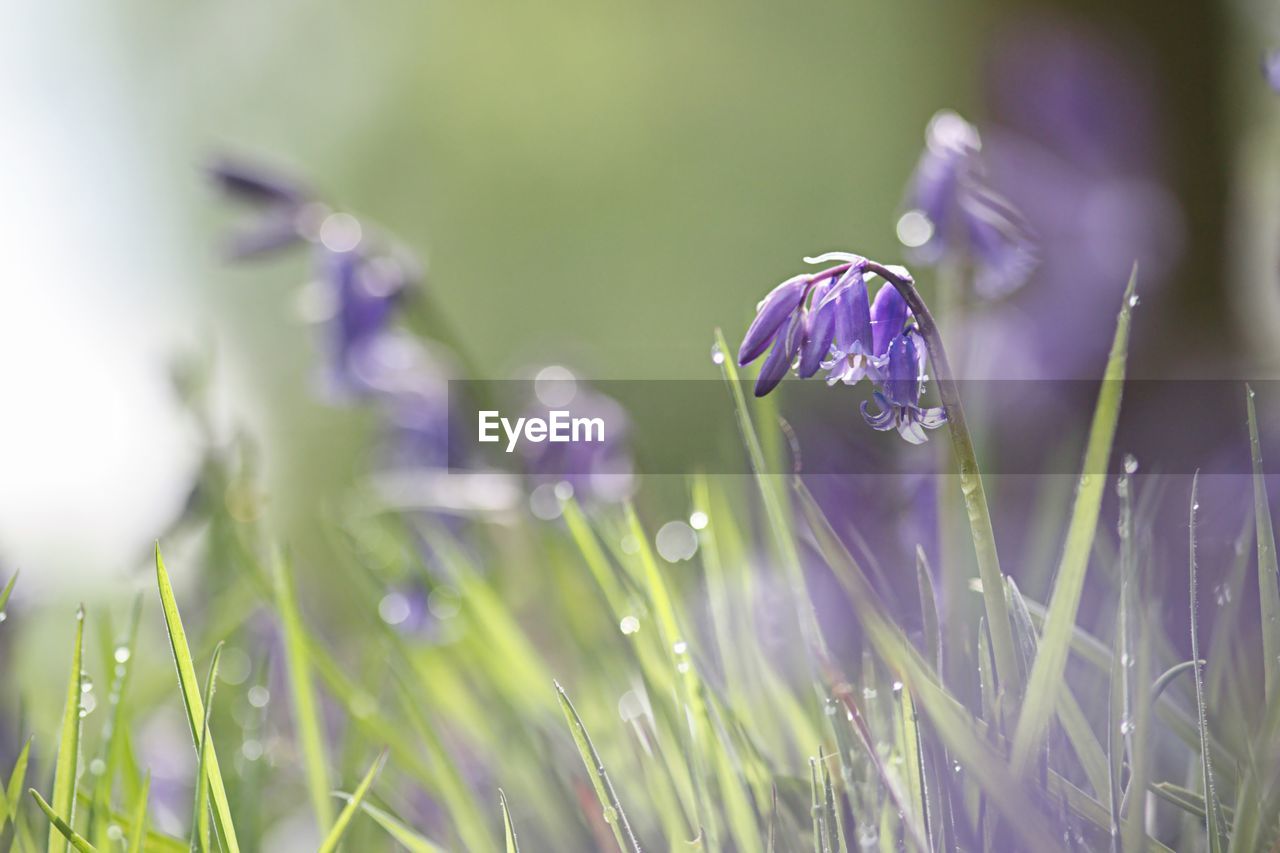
[29,791,96,853]
[1012,266,1137,775]
[272,553,334,830]
[127,772,150,853]
[1246,386,1280,704]
[499,789,520,853]
[554,680,642,853]
[714,326,827,661]
[47,606,84,853]
[331,796,448,853]
[318,749,386,853]
[1189,474,1229,852]
[154,545,240,853]
[1120,606,1154,853]
[189,642,223,853]
[794,479,1064,853]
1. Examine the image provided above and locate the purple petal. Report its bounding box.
[916,406,948,430]
[753,314,801,397]
[898,418,930,445]
[961,188,1037,297]
[832,269,872,356]
[860,392,896,431]
[738,276,808,365]
[797,284,836,378]
[208,157,309,207]
[881,332,922,408]
[870,283,910,357]
[1267,51,1280,93]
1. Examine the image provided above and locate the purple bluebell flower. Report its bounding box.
[899,110,1036,298]
[860,329,946,445]
[1266,51,1280,93]
[522,379,635,503]
[739,254,946,444]
[320,248,412,399]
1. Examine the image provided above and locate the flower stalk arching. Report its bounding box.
[862,261,1021,698]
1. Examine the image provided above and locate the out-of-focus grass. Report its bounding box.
[4,282,1280,852]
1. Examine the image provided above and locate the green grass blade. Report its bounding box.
[318,750,386,853]
[272,555,334,830]
[1189,475,1228,853]
[30,791,96,853]
[554,681,642,853]
[333,796,448,853]
[1151,661,1200,705]
[189,643,223,853]
[47,607,84,853]
[154,545,240,853]
[1011,266,1137,774]
[0,569,17,620]
[794,480,1064,853]
[2,737,31,831]
[499,789,519,853]
[1246,386,1280,704]
[127,773,150,853]
[1120,606,1154,853]
[714,326,827,659]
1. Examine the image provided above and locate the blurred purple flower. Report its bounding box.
[899,110,1037,298]
[210,156,421,398]
[1266,51,1280,93]
[522,378,634,504]
[860,330,946,444]
[971,21,1184,380]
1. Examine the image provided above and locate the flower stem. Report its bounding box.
[866,261,1021,701]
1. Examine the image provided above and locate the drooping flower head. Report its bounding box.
[737,254,947,443]
[898,110,1036,298]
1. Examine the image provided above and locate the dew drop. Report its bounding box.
[81,674,94,693]
[1123,454,1139,474]
[89,758,106,776]
[672,640,689,655]
[862,687,878,700]
[1128,294,1141,308]
[710,342,725,365]
[248,686,270,708]
[602,805,618,825]
[688,511,709,530]
[656,520,698,563]
[113,646,132,664]
[892,681,904,693]
[1120,717,1135,735]
[107,825,124,842]
[619,615,640,635]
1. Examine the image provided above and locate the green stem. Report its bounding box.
[866,262,1020,702]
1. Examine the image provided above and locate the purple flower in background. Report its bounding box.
[738,253,946,443]
[860,329,946,444]
[522,372,634,504]
[1266,51,1280,93]
[208,157,313,259]
[211,156,420,397]
[898,110,1036,298]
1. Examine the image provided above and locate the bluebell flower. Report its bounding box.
[899,110,1036,298]
[739,254,947,444]
[321,247,412,398]
[860,329,946,445]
